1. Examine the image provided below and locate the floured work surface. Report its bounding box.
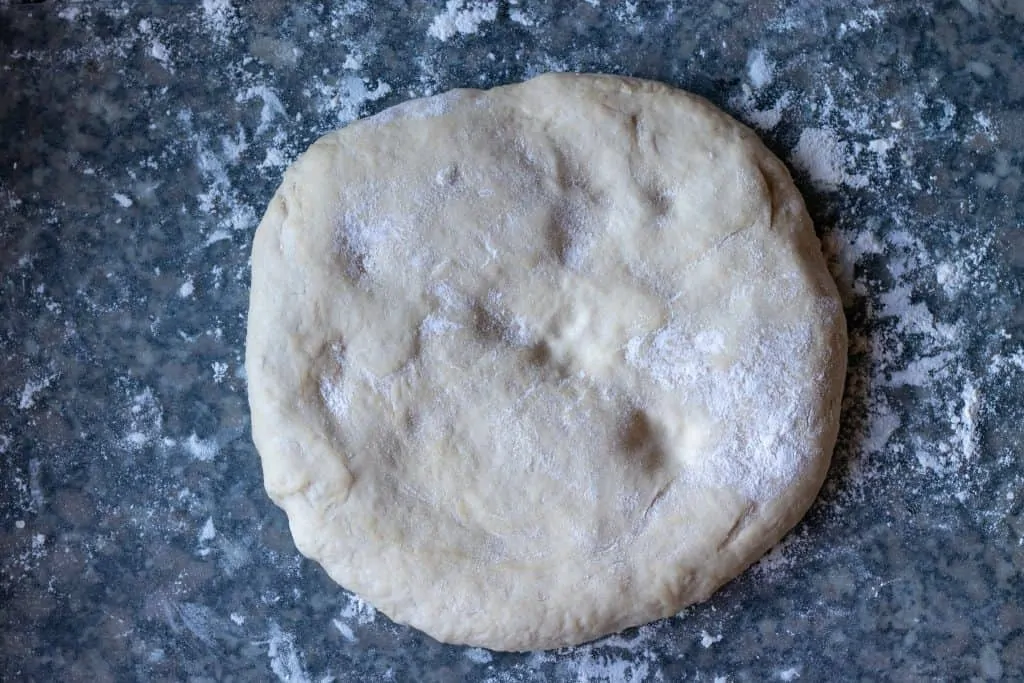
[246,73,847,651]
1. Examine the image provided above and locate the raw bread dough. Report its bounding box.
[246,73,846,651]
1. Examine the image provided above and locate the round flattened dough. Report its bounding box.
[246,73,847,651]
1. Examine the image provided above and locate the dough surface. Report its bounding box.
[246,73,847,651]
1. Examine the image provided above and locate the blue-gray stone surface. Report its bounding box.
[1,1,1021,680]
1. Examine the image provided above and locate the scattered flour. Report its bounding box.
[266,622,311,683]
[953,381,980,464]
[236,86,288,135]
[700,630,724,648]
[13,3,1018,678]
[178,276,195,298]
[18,372,58,410]
[791,127,868,190]
[747,49,774,89]
[313,75,393,125]
[509,8,536,27]
[151,41,172,68]
[212,361,229,383]
[185,433,219,461]
[199,517,217,543]
[121,386,164,449]
[201,0,239,44]
[332,619,356,643]
[427,1,499,42]
[731,88,792,131]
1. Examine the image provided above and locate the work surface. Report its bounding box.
[1,1,1022,680]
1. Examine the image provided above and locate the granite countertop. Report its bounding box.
[1,1,1022,680]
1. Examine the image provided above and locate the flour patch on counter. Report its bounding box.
[57,5,82,21]
[427,1,498,42]
[747,49,774,89]
[952,381,981,465]
[339,592,377,625]
[138,19,174,72]
[9,533,48,579]
[200,0,239,45]
[178,276,195,298]
[778,666,803,681]
[18,372,58,410]
[198,517,217,543]
[509,8,536,27]
[7,457,43,518]
[988,349,1024,375]
[119,386,166,451]
[236,86,287,135]
[112,192,134,208]
[212,361,229,383]
[309,74,393,125]
[265,622,311,683]
[560,626,660,682]
[169,601,220,647]
[789,42,1020,528]
[791,128,868,190]
[700,630,724,648]
[185,433,219,461]
[332,619,357,643]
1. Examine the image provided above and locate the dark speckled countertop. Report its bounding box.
[1,1,1022,680]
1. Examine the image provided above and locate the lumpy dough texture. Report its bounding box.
[245,73,847,651]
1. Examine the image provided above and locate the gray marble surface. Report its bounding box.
[1,0,1022,680]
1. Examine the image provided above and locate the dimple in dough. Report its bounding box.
[245,73,847,651]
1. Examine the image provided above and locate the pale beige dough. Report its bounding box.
[246,73,847,651]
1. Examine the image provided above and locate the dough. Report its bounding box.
[246,73,846,651]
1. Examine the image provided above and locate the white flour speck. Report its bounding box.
[778,667,801,681]
[427,1,498,42]
[112,192,134,207]
[509,8,535,27]
[265,622,310,683]
[121,386,164,449]
[342,51,363,70]
[316,75,392,125]
[791,127,867,190]
[332,619,357,642]
[178,277,195,298]
[953,381,980,462]
[199,517,217,543]
[338,592,377,625]
[236,86,288,135]
[201,0,238,45]
[58,5,81,20]
[465,647,493,664]
[149,39,173,71]
[18,373,58,410]
[747,49,774,89]
[185,433,218,461]
[700,630,724,648]
[212,361,229,383]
